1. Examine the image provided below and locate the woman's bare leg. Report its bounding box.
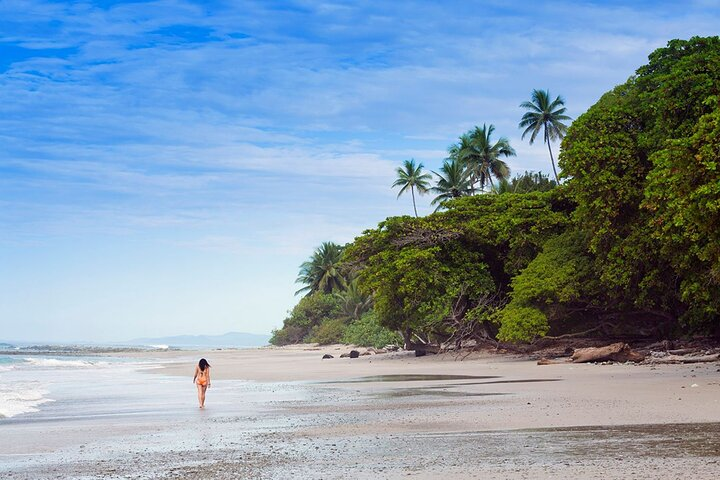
[197,384,204,408]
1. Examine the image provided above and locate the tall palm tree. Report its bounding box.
[392,159,432,217]
[467,124,514,192]
[447,133,480,193]
[295,242,347,296]
[519,89,571,183]
[430,159,472,210]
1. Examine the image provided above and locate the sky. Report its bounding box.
[1,0,719,342]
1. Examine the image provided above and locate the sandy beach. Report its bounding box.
[2,345,719,479]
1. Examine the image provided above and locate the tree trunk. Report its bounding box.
[411,186,418,217]
[402,329,413,350]
[546,130,559,183]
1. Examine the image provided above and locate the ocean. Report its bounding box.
[0,352,168,420]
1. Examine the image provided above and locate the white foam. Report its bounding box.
[0,383,54,418]
[22,358,101,368]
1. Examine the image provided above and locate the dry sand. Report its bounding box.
[4,345,720,479]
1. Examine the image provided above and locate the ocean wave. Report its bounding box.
[0,383,54,419]
[22,358,105,368]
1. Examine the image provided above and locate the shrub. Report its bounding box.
[342,311,403,349]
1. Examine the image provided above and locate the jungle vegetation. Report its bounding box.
[270,37,720,348]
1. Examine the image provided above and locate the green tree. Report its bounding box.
[342,310,403,349]
[270,293,343,345]
[643,101,720,325]
[295,242,347,296]
[345,191,571,346]
[334,278,374,321]
[494,171,557,194]
[467,124,514,192]
[560,36,720,331]
[519,89,571,183]
[430,159,472,210]
[392,158,432,217]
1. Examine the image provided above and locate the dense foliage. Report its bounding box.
[560,36,720,331]
[342,311,403,349]
[272,37,720,347]
[345,191,571,345]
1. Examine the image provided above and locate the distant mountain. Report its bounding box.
[127,331,270,348]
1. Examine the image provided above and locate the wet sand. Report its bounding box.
[3,345,720,479]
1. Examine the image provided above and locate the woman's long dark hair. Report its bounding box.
[199,358,210,372]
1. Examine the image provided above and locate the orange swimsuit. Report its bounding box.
[197,370,208,386]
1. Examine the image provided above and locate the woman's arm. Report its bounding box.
[207,367,211,387]
[193,365,198,383]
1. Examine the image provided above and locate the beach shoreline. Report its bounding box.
[3,345,719,479]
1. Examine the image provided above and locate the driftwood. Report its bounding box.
[571,342,645,363]
[666,348,702,356]
[647,353,720,364]
[537,357,571,365]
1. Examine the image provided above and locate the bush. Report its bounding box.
[269,293,343,346]
[309,318,348,345]
[496,306,549,343]
[342,311,403,348]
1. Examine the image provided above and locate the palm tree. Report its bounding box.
[334,278,373,321]
[430,159,472,210]
[392,159,432,217]
[519,89,571,183]
[295,242,347,296]
[447,133,480,193]
[467,124,514,192]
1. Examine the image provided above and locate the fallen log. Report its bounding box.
[571,342,645,363]
[647,353,720,364]
[537,357,571,365]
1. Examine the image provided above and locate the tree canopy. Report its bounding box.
[274,36,720,348]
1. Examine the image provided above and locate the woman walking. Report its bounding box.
[193,358,211,408]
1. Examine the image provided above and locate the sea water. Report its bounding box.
[0,353,154,420]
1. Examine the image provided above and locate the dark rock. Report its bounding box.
[322,354,334,359]
[349,350,360,359]
[415,349,427,357]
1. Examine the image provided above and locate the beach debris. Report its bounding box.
[384,344,400,352]
[537,357,570,365]
[360,351,372,356]
[570,343,645,363]
[339,352,350,358]
[645,353,720,364]
[322,354,334,359]
[349,350,360,358]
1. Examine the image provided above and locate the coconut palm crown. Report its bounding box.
[467,124,514,192]
[295,242,346,296]
[392,158,432,217]
[519,89,571,183]
[430,159,472,210]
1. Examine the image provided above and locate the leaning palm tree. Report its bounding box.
[392,159,432,217]
[468,124,514,192]
[519,89,571,183]
[430,159,472,210]
[295,242,347,296]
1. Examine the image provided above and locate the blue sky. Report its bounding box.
[1,0,719,342]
